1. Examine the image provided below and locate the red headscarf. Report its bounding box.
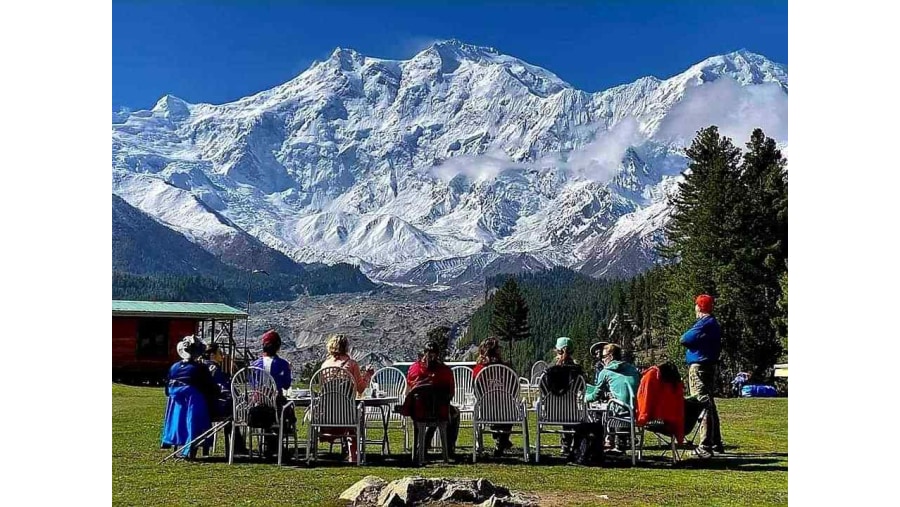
[261,329,282,349]
[695,294,714,314]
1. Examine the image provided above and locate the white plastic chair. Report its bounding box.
[534,372,587,463]
[605,383,639,465]
[530,361,549,385]
[452,365,475,425]
[307,367,364,465]
[472,364,530,462]
[366,366,407,454]
[228,367,278,464]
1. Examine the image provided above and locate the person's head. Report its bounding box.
[555,337,574,364]
[590,342,609,361]
[326,333,349,358]
[261,330,282,357]
[695,294,714,318]
[177,335,206,362]
[477,337,503,365]
[203,343,224,364]
[601,343,623,365]
[422,341,443,368]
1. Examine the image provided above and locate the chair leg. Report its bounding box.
[523,421,530,463]
[357,424,363,466]
[472,424,478,463]
[535,424,541,463]
[440,423,449,463]
[630,422,637,466]
[278,421,284,465]
[416,423,427,465]
[306,426,314,464]
[228,423,236,465]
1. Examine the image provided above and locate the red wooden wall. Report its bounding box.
[112,317,198,379]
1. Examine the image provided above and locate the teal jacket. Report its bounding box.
[585,360,641,409]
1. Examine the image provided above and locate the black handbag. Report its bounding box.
[247,404,277,429]
[569,422,606,465]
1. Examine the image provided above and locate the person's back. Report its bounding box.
[594,360,640,409]
[543,364,584,396]
[251,330,292,393]
[680,315,722,365]
[402,342,460,457]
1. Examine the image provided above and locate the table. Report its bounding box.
[358,397,399,460]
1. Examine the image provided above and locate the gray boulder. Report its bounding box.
[339,476,388,506]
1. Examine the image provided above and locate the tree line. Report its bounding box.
[462,127,788,385]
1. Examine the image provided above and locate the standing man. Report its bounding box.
[680,294,724,458]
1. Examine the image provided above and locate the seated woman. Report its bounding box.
[403,341,460,457]
[201,343,232,420]
[251,330,295,457]
[161,335,218,459]
[472,337,514,457]
[251,330,292,395]
[319,334,374,463]
[584,343,640,453]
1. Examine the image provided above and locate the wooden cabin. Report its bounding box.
[112,300,247,384]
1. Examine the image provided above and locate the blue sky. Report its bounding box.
[113,1,787,111]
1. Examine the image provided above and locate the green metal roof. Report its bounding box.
[112,300,247,319]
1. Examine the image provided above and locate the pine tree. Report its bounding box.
[663,126,744,378]
[490,277,531,374]
[730,129,788,374]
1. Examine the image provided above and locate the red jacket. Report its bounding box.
[402,360,455,420]
[636,365,686,443]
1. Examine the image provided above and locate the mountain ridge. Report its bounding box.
[112,42,787,284]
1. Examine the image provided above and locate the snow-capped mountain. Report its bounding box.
[112,40,787,283]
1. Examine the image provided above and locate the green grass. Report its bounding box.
[113,384,786,506]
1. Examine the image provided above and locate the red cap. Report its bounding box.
[261,329,281,348]
[695,294,714,314]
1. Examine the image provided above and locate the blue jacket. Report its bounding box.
[251,355,292,392]
[680,315,721,364]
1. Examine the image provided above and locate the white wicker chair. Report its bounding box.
[606,383,639,465]
[472,364,529,462]
[534,372,587,463]
[530,361,549,385]
[228,367,278,464]
[452,365,475,425]
[307,367,364,465]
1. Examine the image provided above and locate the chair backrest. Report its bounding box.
[372,366,407,401]
[308,367,358,426]
[474,364,522,422]
[537,371,586,423]
[531,361,549,385]
[405,384,452,423]
[370,366,407,421]
[451,366,475,408]
[230,367,278,425]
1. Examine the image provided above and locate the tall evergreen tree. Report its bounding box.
[490,277,531,374]
[663,126,744,377]
[730,129,788,373]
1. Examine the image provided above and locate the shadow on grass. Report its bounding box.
[184,448,787,473]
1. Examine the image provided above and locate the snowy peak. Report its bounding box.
[112,42,787,284]
[682,49,787,88]
[151,94,192,120]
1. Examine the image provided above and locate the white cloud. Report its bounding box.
[564,117,641,183]
[429,150,524,183]
[656,77,788,145]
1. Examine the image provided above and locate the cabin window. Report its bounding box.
[136,319,169,358]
